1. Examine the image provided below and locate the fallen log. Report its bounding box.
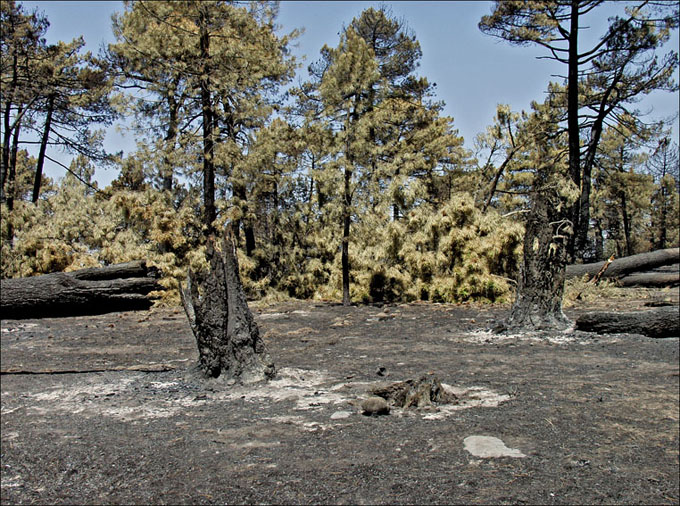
[618,272,679,288]
[1,261,161,319]
[575,306,679,338]
[566,248,679,280]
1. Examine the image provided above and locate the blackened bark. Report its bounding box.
[32,94,55,203]
[620,189,632,257]
[342,166,352,306]
[232,182,256,256]
[180,235,275,382]
[566,248,679,279]
[576,306,679,338]
[502,187,572,331]
[6,114,22,213]
[1,260,161,319]
[618,271,679,288]
[199,12,216,232]
[1,50,19,203]
[567,0,581,261]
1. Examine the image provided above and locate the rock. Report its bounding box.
[376,366,387,376]
[463,436,526,458]
[375,312,393,320]
[361,396,390,416]
[330,410,353,420]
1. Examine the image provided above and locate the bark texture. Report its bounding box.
[617,272,679,288]
[576,306,679,338]
[1,260,160,319]
[180,236,275,382]
[566,248,679,280]
[503,187,572,331]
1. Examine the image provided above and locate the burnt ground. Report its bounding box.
[1,290,679,505]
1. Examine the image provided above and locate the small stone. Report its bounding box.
[376,366,387,376]
[330,410,352,420]
[361,396,390,416]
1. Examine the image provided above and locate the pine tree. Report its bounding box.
[646,137,679,249]
[480,0,679,261]
[298,7,469,305]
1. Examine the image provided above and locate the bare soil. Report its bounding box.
[1,291,679,505]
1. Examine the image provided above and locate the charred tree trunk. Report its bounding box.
[617,271,679,288]
[342,165,352,307]
[502,185,572,332]
[1,260,161,319]
[576,306,679,338]
[180,234,275,382]
[32,94,55,203]
[198,10,216,233]
[566,0,581,261]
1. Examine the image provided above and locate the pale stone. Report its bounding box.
[330,410,353,419]
[463,435,526,458]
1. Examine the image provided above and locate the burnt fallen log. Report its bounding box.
[566,248,679,281]
[1,260,161,319]
[618,271,679,288]
[575,306,679,338]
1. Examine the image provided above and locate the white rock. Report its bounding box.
[330,410,353,419]
[463,435,526,458]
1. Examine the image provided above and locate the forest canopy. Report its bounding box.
[2,0,678,306]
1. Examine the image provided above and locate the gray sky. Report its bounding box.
[20,0,680,186]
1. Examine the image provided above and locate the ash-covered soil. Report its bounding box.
[1,293,679,505]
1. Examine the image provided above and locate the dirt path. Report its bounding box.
[2,296,678,504]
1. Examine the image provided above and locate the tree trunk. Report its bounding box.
[1,261,161,319]
[199,11,216,233]
[180,235,275,382]
[566,0,581,261]
[502,186,572,331]
[342,166,352,306]
[594,221,604,262]
[576,306,679,338]
[1,50,19,204]
[33,94,55,203]
[232,181,256,256]
[566,248,679,280]
[6,114,22,213]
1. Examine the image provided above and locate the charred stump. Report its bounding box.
[370,375,458,409]
[576,306,679,338]
[1,260,161,319]
[180,235,275,382]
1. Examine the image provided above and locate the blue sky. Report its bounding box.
[19,0,680,186]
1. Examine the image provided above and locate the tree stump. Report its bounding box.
[370,375,458,409]
[180,235,275,382]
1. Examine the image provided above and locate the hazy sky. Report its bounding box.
[19,0,680,185]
